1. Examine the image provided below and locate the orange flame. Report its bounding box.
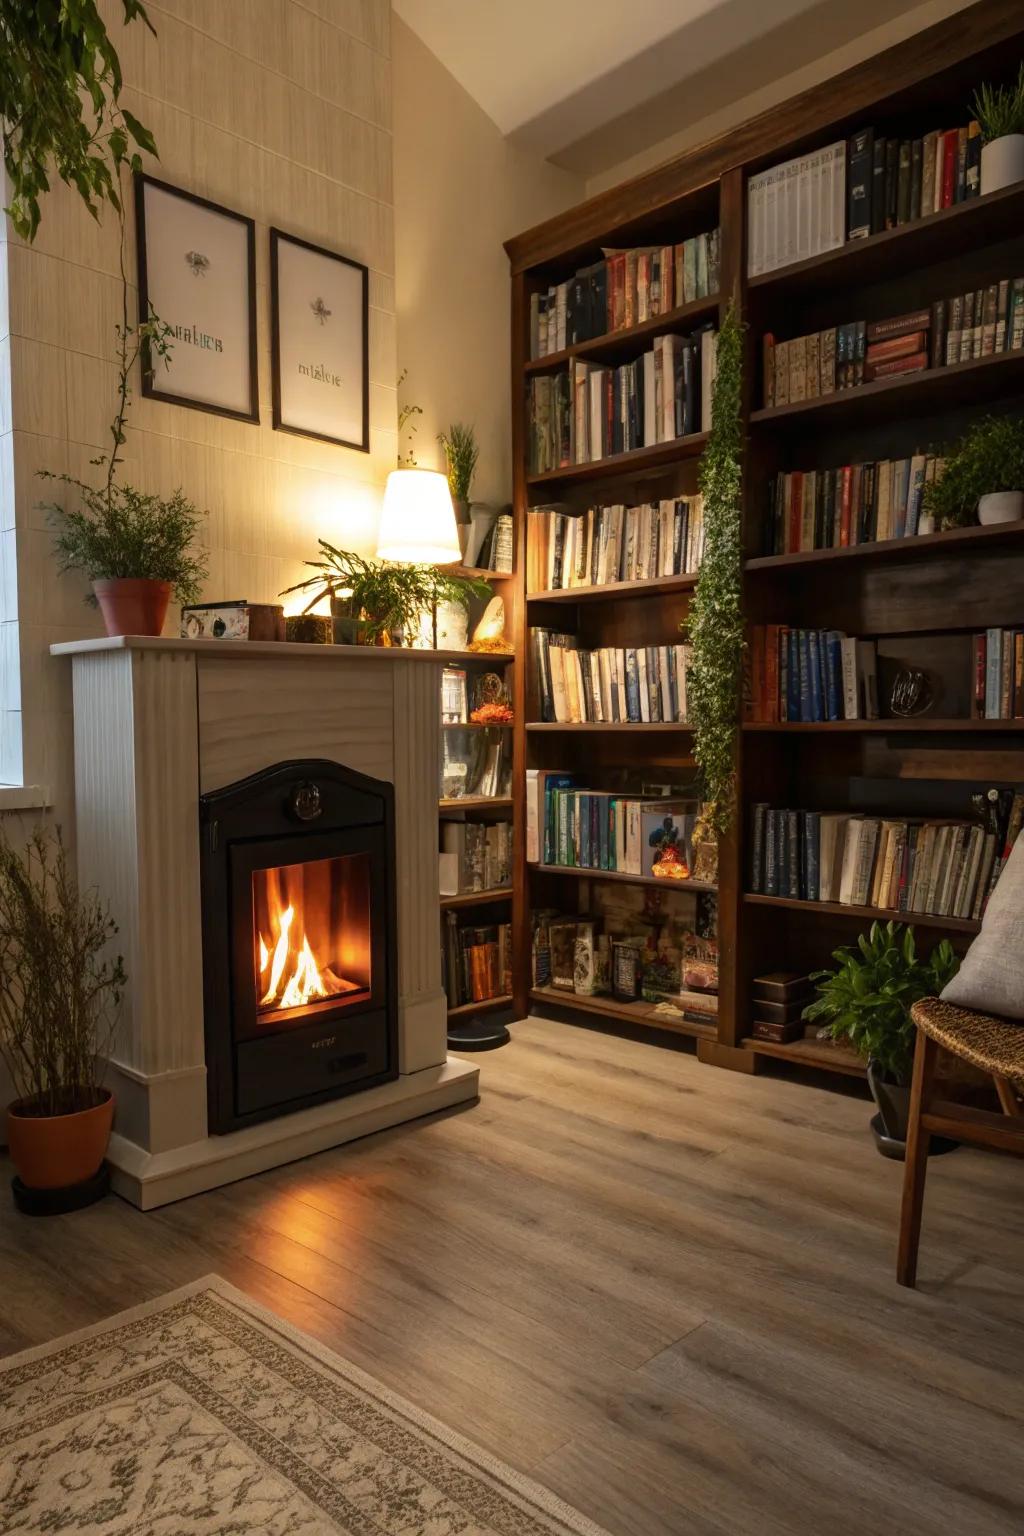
[258,899,358,1012]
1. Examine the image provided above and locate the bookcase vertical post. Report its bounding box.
[510,269,532,1021]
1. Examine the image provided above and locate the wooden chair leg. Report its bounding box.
[993,1074,1021,1117]
[897,1028,938,1289]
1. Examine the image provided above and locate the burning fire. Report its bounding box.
[258,901,358,1012]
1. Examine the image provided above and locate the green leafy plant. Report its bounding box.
[1,0,158,241]
[280,543,490,644]
[922,415,1024,529]
[0,829,126,1116]
[972,63,1024,144]
[803,921,959,1083]
[685,301,745,834]
[438,422,479,506]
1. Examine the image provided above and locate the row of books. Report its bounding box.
[474,512,514,574]
[439,820,513,897]
[525,771,699,875]
[526,497,705,592]
[440,730,510,801]
[748,119,982,277]
[745,627,879,723]
[763,280,1024,407]
[442,915,512,1008]
[529,229,720,358]
[973,629,1024,720]
[527,329,716,473]
[765,456,944,554]
[748,790,1023,920]
[532,909,719,1010]
[532,630,692,725]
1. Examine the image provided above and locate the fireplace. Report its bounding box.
[199,759,398,1133]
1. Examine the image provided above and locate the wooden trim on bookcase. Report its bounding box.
[510,268,531,1022]
[503,0,1022,272]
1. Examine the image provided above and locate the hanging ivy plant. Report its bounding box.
[685,301,745,834]
[0,1,157,242]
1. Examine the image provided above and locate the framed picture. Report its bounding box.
[135,174,258,424]
[270,228,369,452]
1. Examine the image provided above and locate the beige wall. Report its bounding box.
[584,0,974,196]
[392,17,582,507]
[1,0,397,818]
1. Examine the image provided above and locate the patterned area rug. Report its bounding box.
[0,1275,610,1535]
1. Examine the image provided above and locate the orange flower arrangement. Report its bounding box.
[470,702,514,725]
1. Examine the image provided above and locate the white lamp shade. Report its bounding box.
[376,469,461,564]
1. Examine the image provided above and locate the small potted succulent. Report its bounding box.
[803,921,960,1158]
[281,543,490,647]
[438,422,479,559]
[973,63,1024,195]
[922,415,1024,530]
[0,830,126,1210]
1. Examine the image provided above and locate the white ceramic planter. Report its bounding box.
[978,490,1024,525]
[917,513,936,537]
[980,134,1024,195]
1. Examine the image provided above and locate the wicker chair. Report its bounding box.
[898,997,1024,1288]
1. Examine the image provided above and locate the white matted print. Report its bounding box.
[270,228,369,452]
[135,175,258,423]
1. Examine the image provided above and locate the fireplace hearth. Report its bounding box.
[199,759,399,1133]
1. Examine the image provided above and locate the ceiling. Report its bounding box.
[393,0,940,178]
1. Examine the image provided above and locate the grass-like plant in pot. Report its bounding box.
[921,415,1024,531]
[438,422,479,556]
[972,62,1024,195]
[0,830,126,1209]
[280,543,490,646]
[803,921,959,1155]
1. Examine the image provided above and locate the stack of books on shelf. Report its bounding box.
[527,496,704,591]
[973,629,1024,718]
[529,229,720,358]
[750,971,814,1045]
[748,117,983,277]
[763,282,1024,407]
[531,908,718,1020]
[528,328,716,472]
[439,820,513,896]
[745,626,878,722]
[765,455,944,553]
[442,914,512,1006]
[440,730,510,800]
[473,512,514,573]
[525,770,700,876]
[531,630,692,724]
[748,787,1023,921]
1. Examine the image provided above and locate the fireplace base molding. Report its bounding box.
[52,634,481,1209]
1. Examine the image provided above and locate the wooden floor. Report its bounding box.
[2,1016,1022,1535]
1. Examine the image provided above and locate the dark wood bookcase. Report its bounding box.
[505,0,1024,1076]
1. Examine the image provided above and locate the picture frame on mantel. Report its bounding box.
[135,174,259,424]
[270,227,369,452]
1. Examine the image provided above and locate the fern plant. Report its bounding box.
[972,64,1024,144]
[280,544,489,644]
[685,301,745,834]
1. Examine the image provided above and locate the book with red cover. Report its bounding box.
[940,129,959,208]
[972,633,986,719]
[839,464,853,547]
[863,350,929,382]
[764,624,782,724]
[865,329,928,363]
[865,309,931,343]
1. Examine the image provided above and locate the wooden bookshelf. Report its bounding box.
[506,0,1024,1071]
[529,986,717,1041]
[533,864,717,894]
[440,887,514,910]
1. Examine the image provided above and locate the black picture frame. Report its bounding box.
[135,173,259,425]
[270,227,370,452]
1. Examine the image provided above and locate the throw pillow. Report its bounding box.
[941,835,1024,1019]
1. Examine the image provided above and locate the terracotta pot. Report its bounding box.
[7,1089,114,1190]
[93,578,172,637]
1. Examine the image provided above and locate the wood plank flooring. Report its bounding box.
[1,1016,1022,1534]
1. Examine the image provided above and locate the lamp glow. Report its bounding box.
[376,468,461,564]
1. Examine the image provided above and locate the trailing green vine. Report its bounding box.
[686,301,745,834]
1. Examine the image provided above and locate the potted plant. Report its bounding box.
[972,63,1024,195]
[922,415,1024,530]
[280,543,490,647]
[438,423,479,559]
[803,921,960,1158]
[0,831,126,1210]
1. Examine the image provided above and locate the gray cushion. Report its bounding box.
[941,835,1024,1020]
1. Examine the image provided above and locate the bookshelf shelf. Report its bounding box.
[507,0,1024,1074]
[529,985,716,1041]
[523,293,720,374]
[447,994,513,1019]
[747,181,1024,302]
[440,887,513,910]
[531,863,717,893]
[748,349,1024,431]
[442,721,513,730]
[745,519,1024,572]
[439,795,513,811]
[743,892,981,934]
[527,573,699,604]
[449,564,515,582]
[526,433,707,491]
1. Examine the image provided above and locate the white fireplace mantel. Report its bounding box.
[51,634,480,1208]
